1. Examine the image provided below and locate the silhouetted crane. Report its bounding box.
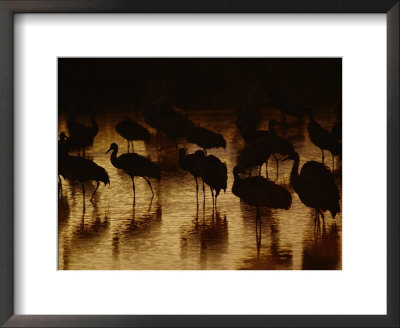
[232,165,292,209]
[115,118,150,152]
[331,100,342,142]
[236,96,262,132]
[59,154,110,209]
[199,154,227,209]
[67,113,98,156]
[143,101,194,148]
[58,132,69,195]
[232,165,291,246]
[178,148,206,199]
[267,119,295,178]
[268,86,304,123]
[237,138,273,176]
[187,127,226,154]
[237,120,269,145]
[106,143,161,198]
[288,152,340,224]
[306,108,341,168]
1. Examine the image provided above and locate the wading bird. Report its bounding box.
[115,118,150,152]
[237,138,273,176]
[236,96,262,133]
[232,165,291,248]
[268,86,304,123]
[59,154,110,209]
[178,148,206,199]
[106,143,161,198]
[187,126,226,154]
[143,101,194,148]
[266,119,295,178]
[232,166,292,210]
[306,108,341,168]
[237,120,269,145]
[199,154,227,209]
[288,151,340,224]
[67,113,98,156]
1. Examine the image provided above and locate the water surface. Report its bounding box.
[58,108,342,270]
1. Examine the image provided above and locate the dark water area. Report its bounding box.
[58,107,342,270]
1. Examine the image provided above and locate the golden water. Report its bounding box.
[58,109,342,270]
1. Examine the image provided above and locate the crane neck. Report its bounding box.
[290,155,300,190]
[110,148,119,168]
[268,122,278,137]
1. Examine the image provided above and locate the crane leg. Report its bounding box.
[127,140,130,153]
[81,182,86,211]
[258,165,262,176]
[195,176,199,199]
[332,154,335,172]
[90,181,100,202]
[131,141,135,153]
[265,159,269,178]
[144,177,154,196]
[210,187,214,208]
[321,149,324,163]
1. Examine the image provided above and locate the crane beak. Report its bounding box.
[105,147,112,154]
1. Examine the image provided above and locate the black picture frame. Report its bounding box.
[0,1,398,327]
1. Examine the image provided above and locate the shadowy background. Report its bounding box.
[58,58,341,114]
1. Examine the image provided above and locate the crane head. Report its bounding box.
[106,143,118,154]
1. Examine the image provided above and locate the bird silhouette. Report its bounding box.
[199,154,227,209]
[187,126,226,154]
[266,119,295,178]
[268,86,304,123]
[237,138,273,176]
[237,120,269,144]
[331,101,342,154]
[115,118,150,152]
[232,166,292,210]
[106,143,161,198]
[306,108,341,168]
[236,96,262,133]
[288,151,340,224]
[59,153,110,209]
[58,132,69,195]
[178,148,206,199]
[232,165,291,249]
[67,113,98,156]
[143,101,194,149]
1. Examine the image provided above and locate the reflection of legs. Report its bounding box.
[81,181,86,211]
[144,177,154,196]
[90,181,100,202]
[256,207,261,257]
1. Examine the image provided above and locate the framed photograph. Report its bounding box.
[0,1,398,327]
